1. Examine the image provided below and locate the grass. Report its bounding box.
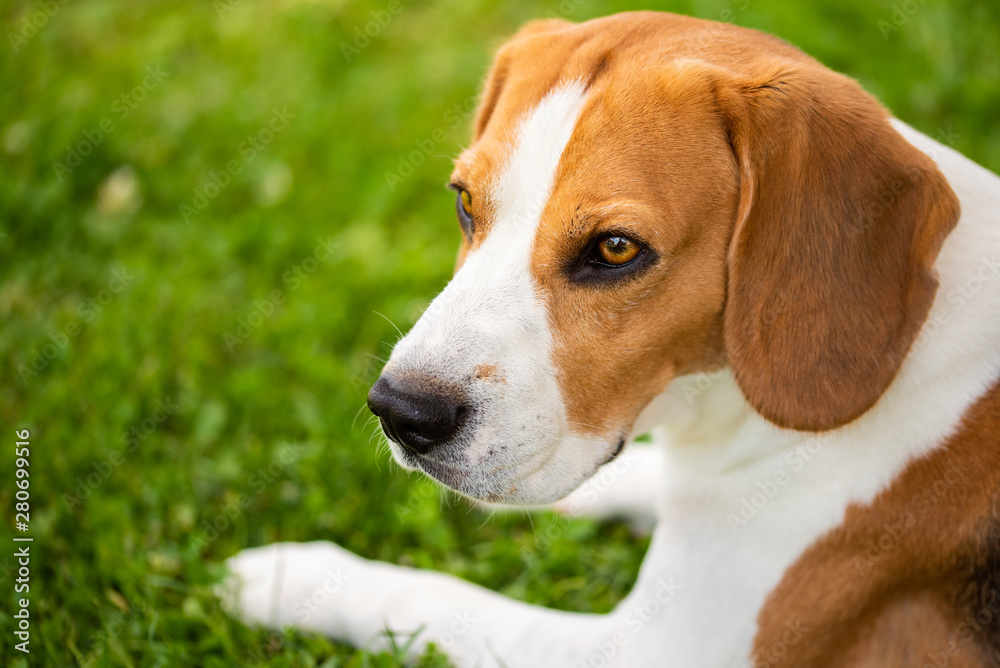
[1,0,997,665]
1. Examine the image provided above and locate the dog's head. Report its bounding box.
[368,12,959,504]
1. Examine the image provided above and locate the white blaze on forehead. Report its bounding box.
[445,79,592,351]
[422,79,590,364]
[491,80,589,240]
[394,80,590,360]
[384,81,603,502]
[446,79,589,357]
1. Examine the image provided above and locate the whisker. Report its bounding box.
[372,310,405,340]
[351,401,373,431]
[565,420,609,433]
[364,352,388,364]
[476,507,497,531]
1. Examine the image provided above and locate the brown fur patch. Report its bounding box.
[753,380,1000,667]
[473,363,504,383]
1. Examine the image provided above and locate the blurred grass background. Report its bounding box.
[0,0,997,665]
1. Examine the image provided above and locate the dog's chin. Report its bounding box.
[395,450,514,502]
[386,434,622,506]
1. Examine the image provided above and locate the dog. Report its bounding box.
[225,11,1000,667]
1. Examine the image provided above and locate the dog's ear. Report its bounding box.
[715,61,960,431]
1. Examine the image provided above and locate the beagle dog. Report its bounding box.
[226,11,1000,667]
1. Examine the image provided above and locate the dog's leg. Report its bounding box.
[549,441,664,530]
[224,540,614,667]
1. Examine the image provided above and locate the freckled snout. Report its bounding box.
[367,374,468,455]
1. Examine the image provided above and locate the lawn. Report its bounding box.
[1,0,998,665]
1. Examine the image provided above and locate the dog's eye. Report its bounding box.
[593,235,641,266]
[459,189,472,217]
[565,231,656,285]
[450,185,474,236]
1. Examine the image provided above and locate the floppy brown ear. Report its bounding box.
[716,61,960,431]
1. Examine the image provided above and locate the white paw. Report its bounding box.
[221,541,369,636]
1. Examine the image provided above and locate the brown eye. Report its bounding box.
[452,185,474,236]
[596,236,640,266]
[570,232,654,285]
[460,189,472,217]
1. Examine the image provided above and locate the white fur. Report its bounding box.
[226,120,1000,667]
[379,81,617,504]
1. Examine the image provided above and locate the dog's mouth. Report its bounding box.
[601,437,627,466]
[385,425,630,505]
[392,445,503,500]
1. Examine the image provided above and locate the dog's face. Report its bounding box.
[368,13,958,504]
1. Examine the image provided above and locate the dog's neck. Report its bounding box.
[639,369,785,473]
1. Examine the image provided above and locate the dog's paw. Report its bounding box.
[221,541,370,635]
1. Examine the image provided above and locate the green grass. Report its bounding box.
[1,0,997,665]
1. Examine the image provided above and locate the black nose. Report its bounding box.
[367,375,466,454]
